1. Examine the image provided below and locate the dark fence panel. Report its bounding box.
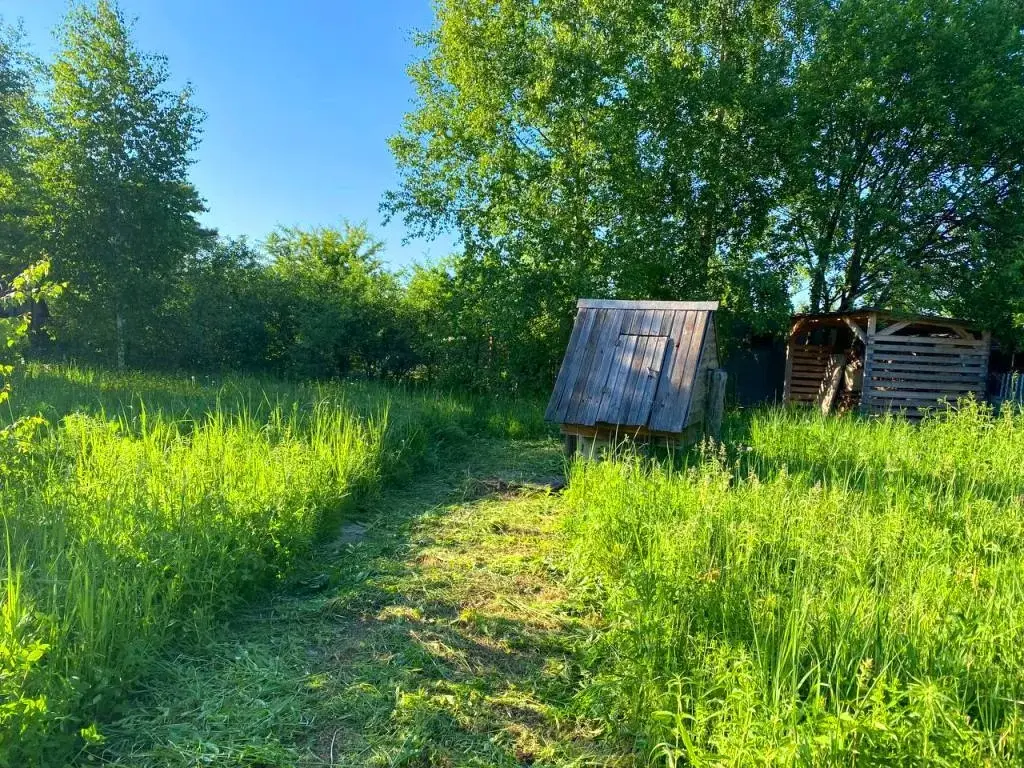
[723,339,786,407]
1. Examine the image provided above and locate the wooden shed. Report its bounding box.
[544,299,724,447]
[784,309,991,416]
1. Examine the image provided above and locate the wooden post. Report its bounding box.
[981,331,992,401]
[783,319,805,406]
[860,313,877,415]
[706,369,727,439]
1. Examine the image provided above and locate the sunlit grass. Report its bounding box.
[567,401,1024,765]
[0,365,548,765]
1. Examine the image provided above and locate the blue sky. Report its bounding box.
[7,1,455,268]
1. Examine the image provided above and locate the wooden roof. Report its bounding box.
[791,308,982,330]
[545,299,718,433]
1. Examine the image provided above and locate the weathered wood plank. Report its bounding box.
[616,335,652,425]
[871,346,989,356]
[818,354,847,414]
[844,318,868,344]
[596,334,639,423]
[868,382,987,393]
[674,314,710,429]
[560,309,608,424]
[573,310,626,425]
[860,314,878,415]
[547,307,598,422]
[868,370,987,382]
[545,307,588,421]
[656,311,701,429]
[869,355,988,368]
[578,299,719,311]
[865,389,983,401]
[648,309,691,430]
[869,359,986,372]
[870,334,986,347]
[874,320,912,337]
[783,337,794,405]
[791,346,832,356]
[628,337,670,426]
[705,369,727,438]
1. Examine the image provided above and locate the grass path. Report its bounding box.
[99,437,631,767]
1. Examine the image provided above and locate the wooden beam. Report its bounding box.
[818,354,847,415]
[783,337,794,405]
[860,314,877,415]
[789,316,809,337]
[577,299,719,311]
[875,320,911,337]
[844,318,867,345]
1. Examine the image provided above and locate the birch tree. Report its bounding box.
[35,1,205,368]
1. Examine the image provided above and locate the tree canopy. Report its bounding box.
[0,0,1021,392]
[387,0,1024,383]
[33,0,207,368]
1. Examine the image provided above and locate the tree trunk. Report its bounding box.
[809,251,829,312]
[840,237,865,311]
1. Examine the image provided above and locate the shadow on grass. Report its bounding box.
[96,437,625,768]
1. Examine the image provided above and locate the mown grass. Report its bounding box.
[567,401,1024,766]
[0,365,548,767]
[94,438,609,767]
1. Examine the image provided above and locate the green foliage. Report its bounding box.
[130,226,420,379]
[33,0,207,369]
[152,236,275,372]
[0,21,37,280]
[388,0,1024,384]
[264,223,416,378]
[567,402,1024,764]
[780,0,1024,315]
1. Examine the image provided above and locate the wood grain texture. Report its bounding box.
[630,336,671,426]
[578,299,719,311]
[617,334,654,426]
[547,302,718,436]
[571,309,626,425]
[544,306,589,421]
[596,333,639,423]
[546,307,597,422]
[559,308,605,423]
[705,369,727,438]
[648,309,691,430]
[861,326,990,414]
[676,314,710,429]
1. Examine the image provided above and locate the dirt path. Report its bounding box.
[101,438,631,767]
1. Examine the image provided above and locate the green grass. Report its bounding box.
[9,364,1024,766]
[566,400,1024,765]
[93,437,621,767]
[0,365,549,766]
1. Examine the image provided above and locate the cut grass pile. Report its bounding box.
[566,401,1024,765]
[0,365,547,766]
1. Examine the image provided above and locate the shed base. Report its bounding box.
[560,423,703,458]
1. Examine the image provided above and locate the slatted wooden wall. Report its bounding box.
[545,300,718,434]
[862,326,991,416]
[783,343,832,405]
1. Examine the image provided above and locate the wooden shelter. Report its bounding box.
[545,299,724,447]
[784,310,991,416]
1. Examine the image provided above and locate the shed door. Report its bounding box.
[597,335,671,427]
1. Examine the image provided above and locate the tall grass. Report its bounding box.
[0,366,548,766]
[567,401,1024,765]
